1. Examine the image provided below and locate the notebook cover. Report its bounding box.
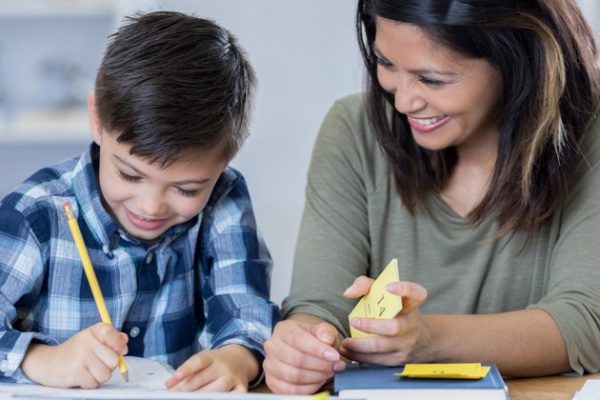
[334,363,506,393]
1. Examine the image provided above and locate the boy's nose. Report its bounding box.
[136,195,166,217]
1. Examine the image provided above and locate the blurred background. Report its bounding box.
[0,0,598,305]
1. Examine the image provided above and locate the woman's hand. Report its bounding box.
[340,276,432,365]
[264,315,346,394]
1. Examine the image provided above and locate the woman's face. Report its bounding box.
[374,18,502,153]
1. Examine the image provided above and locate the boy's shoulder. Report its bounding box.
[206,166,246,209]
[1,156,79,215]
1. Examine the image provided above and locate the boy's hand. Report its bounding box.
[21,322,128,388]
[165,344,258,392]
[263,316,345,394]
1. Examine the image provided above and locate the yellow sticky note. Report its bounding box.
[348,258,403,338]
[397,363,491,379]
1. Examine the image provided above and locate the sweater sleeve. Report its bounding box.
[529,116,600,374]
[281,95,375,336]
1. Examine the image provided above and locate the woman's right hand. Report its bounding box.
[264,315,346,394]
[341,275,431,366]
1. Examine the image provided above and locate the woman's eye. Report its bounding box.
[118,171,141,183]
[419,76,445,86]
[375,55,394,69]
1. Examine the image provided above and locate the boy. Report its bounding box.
[0,12,279,391]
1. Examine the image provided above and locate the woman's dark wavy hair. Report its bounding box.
[95,11,256,165]
[357,0,600,235]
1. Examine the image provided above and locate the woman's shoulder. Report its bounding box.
[318,92,380,155]
[562,112,600,220]
[329,92,366,115]
[575,111,600,174]
[320,93,368,134]
[310,93,391,193]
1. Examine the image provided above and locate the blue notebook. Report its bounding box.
[334,363,508,399]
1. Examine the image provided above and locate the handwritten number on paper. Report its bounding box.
[377,295,386,316]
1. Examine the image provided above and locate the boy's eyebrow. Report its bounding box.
[373,46,458,77]
[113,155,211,185]
[114,155,146,176]
[173,177,211,185]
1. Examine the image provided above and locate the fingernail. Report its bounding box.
[323,349,340,361]
[319,331,334,343]
[386,282,400,292]
[351,318,361,328]
[334,361,346,372]
[172,370,182,380]
[343,283,356,296]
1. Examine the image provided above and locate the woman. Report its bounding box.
[264,0,600,395]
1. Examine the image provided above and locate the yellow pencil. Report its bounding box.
[63,201,129,382]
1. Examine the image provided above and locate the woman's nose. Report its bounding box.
[393,78,427,115]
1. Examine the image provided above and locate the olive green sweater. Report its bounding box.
[282,93,600,374]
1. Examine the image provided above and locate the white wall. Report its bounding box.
[579,0,600,39]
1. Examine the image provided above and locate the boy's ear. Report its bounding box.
[88,90,102,145]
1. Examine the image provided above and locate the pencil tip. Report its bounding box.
[122,371,129,382]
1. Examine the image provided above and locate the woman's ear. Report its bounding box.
[88,90,102,145]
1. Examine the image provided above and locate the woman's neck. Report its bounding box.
[439,130,498,218]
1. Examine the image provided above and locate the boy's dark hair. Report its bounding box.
[95,11,256,165]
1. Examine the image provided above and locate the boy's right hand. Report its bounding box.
[263,315,345,394]
[21,322,128,388]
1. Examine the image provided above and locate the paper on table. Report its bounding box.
[0,357,326,399]
[572,379,600,400]
[103,356,173,389]
[348,258,403,338]
[7,391,326,400]
[0,356,172,399]
[7,389,324,399]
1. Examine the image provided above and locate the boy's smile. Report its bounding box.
[126,209,169,231]
[93,131,228,241]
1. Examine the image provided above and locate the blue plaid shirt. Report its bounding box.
[0,144,280,382]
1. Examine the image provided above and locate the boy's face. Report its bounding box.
[93,131,228,241]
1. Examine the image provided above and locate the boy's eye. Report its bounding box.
[419,76,445,86]
[176,187,200,198]
[118,170,141,183]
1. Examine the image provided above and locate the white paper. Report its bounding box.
[0,357,325,399]
[12,393,332,400]
[103,356,173,390]
[0,356,173,399]
[573,379,600,400]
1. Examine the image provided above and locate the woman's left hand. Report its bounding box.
[340,276,432,365]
